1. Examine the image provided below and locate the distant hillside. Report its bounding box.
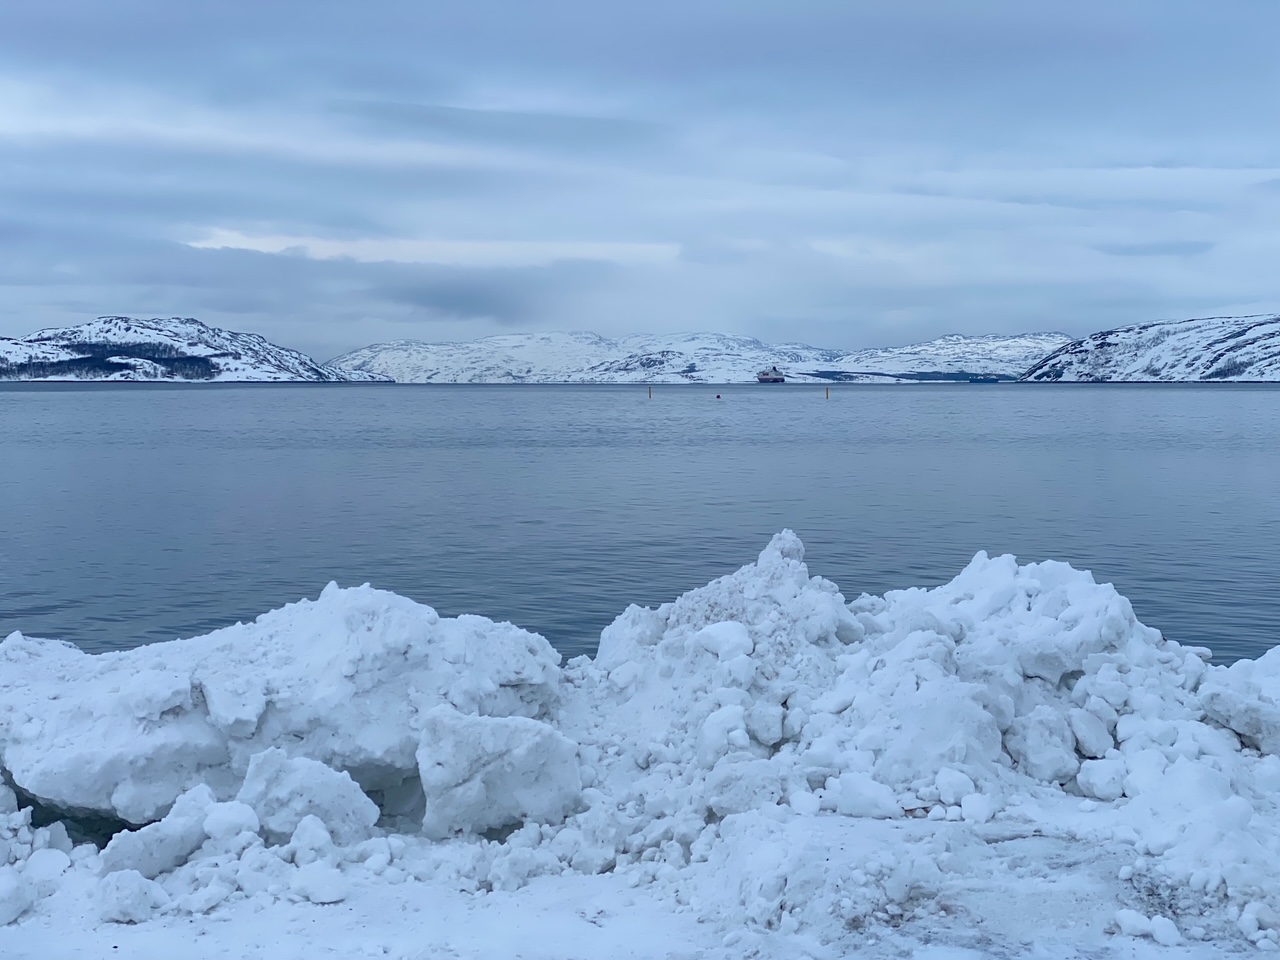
[327,331,1072,384]
[0,317,388,382]
[1021,315,1280,382]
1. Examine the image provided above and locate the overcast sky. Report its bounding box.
[1,1,1277,360]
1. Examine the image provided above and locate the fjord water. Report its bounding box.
[1,383,1275,662]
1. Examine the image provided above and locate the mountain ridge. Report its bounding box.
[1020,314,1280,382]
[0,317,386,382]
[7,313,1278,384]
[327,330,1073,383]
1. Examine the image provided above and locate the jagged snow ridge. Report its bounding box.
[327,331,1072,383]
[0,317,384,382]
[1022,314,1280,382]
[2,533,1280,955]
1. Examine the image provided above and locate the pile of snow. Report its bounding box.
[2,533,1279,956]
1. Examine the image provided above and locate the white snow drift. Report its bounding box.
[1,533,1279,958]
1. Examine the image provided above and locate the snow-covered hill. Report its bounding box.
[1021,314,1280,382]
[0,317,387,382]
[327,331,1071,384]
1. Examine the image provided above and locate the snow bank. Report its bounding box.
[0,583,562,824]
[1,533,1278,956]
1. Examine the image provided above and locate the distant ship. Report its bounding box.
[967,376,1000,384]
[756,366,786,383]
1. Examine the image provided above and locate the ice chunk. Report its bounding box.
[236,748,378,846]
[417,706,582,839]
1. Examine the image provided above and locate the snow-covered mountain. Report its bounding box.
[327,331,1072,384]
[1021,314,1280,382]
[0,317,386,382]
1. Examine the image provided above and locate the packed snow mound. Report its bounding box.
[0,583,562,823]
[2,532,1280,955]
[1021,313,1280,381]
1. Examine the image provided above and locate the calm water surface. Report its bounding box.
[1,383,1276,662]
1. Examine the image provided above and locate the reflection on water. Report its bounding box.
[1,382,1276,662]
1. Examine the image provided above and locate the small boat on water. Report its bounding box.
[757,366,786,383]
[967,376,1000,384]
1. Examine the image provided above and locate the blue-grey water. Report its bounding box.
[1,383,1276,663]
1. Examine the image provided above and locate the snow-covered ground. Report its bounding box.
[1022,314,1280,382]
[327,331,1071,383]
[0,317,384,382]
[2,533,1279,959]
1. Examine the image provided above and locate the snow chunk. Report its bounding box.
[97,870,170,924]
[1115,909,1181,945]
[1077,755,1126,801]
[236,748,378,846]
[835,772,900,819]
[99,785,215,879]
[1200,647,1280,754]
[0,867,31,925]
[290,862,348,904]
[202,801,260,840]
[935,768,976,806]
[22,847,71,899]
[1005,706,1079,783]
[1069,707,1114,759]
[417,706,582,839]
[693,622,754,661]
[706,758,785,816]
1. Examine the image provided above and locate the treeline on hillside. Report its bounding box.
[0,342,218,380]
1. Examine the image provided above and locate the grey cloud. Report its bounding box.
[329,100,665,155]
[1093,241,1215,257]
[0,0,1278,356]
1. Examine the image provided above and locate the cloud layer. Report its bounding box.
[1,1,1277,359]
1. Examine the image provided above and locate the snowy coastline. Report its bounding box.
[2,533,1278,959]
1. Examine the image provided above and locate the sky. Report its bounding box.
[0,1,1277,362]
